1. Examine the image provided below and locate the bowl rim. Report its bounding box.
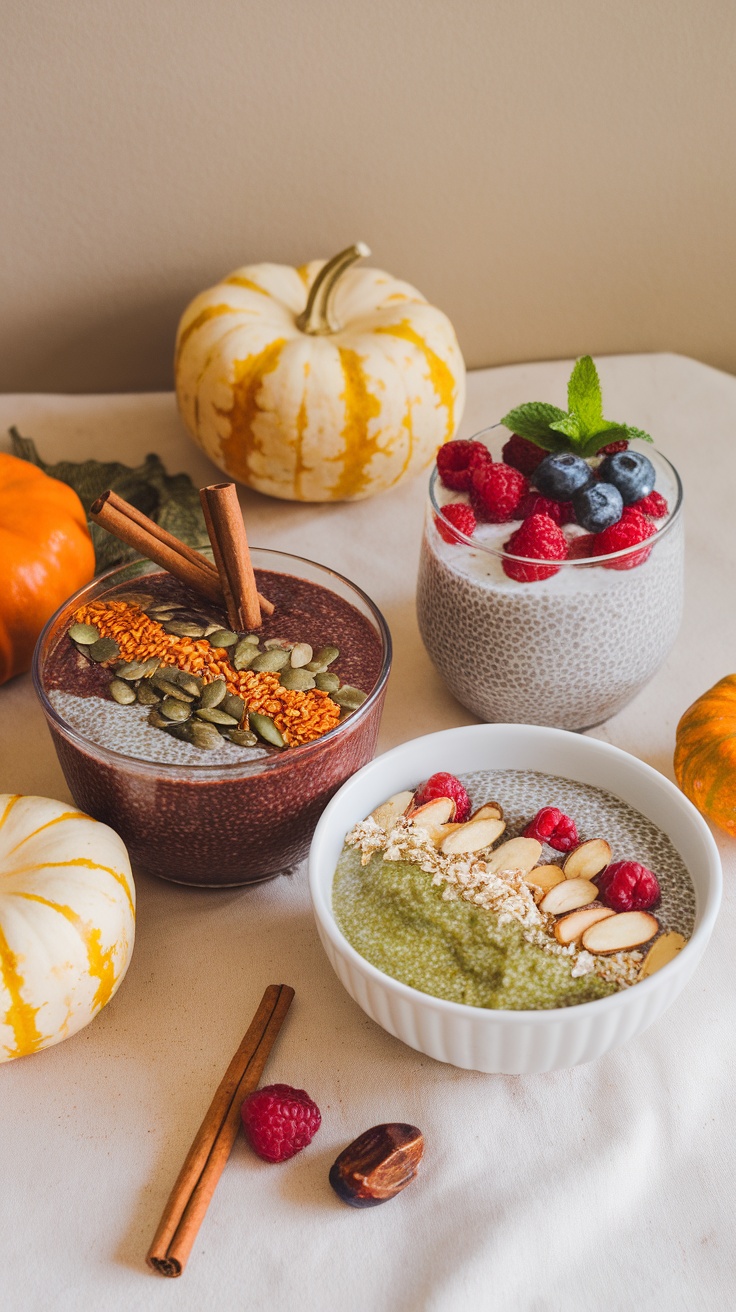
[32,548,392,778]
[429,427,683,565]
[309,723,722,1023]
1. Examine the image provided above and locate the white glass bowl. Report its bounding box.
[309,724,721,1074]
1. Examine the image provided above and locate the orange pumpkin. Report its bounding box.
[674,675,736,836]
[0,454,95,685]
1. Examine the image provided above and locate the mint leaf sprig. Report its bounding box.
[501,357,653,458]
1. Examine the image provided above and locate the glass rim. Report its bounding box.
[428,424,684,566]
[32,548,392,778]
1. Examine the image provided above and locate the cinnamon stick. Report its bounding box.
[90,492,223,606]
[146,983,294,1278]
[200,483,263,631]
[89,490,274,617]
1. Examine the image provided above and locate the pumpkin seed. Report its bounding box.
[249,712,285,748]
[233,640,258,670]
[222,693,245,721]
[161,698,192,722]
[332,685,367,710]
[195,707,238,726]
[113,660,151,681]
[156,680,194,702]
[110,678,136,705]
[164,721,195,744]
[175,673,203,698]
[307,645,339,671]
[88,637,120,663]
[189,720,222,750]
[68,622,99,645]
[139,657,162,677]
[227,728,258,748]
[116,591,154,607]
[250,649,291,673]
[203,623,223,637]
[207,629,238,648]
[264,638,292,651]
[147,709,170,729]
[290,643,313,668]
[243,634,261,645]
[199,678,227,709]
[162,619,206,638]
[315,672,340,693]
[136,682,161,705]
[279,667,316,692]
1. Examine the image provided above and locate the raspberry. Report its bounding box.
[566,533,598,560]
[470,462,528,523]
[502,513,568,583]
[523,806,579,852]
[435,502,476,544]
[598,439,629,455]
[436,440,491,491]
[632,490,669,519]
[596,861,661,912]
[502,433,546,475]
[516,492,575,526]
[413,772,471,822]
[241,1084,321,1162]
[592,506,656,570]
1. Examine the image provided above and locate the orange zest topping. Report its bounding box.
[74,601,342,748]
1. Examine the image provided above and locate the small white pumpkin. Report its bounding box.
[0,795,135,1061]
[175,242,466,502]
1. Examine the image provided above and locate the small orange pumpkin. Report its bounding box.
[0,454,95,685]
[674,675,736,837]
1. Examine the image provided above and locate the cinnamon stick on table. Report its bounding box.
[200,482,263,632]
[146,983,294,1278]
[89,489,274,617]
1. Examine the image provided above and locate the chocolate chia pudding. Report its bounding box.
[34,550,391,886]
[334,768,695,1010]
[417,430,683,730]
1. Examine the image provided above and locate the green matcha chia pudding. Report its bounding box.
[332,768,695,1011]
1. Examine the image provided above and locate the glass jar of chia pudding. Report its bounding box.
[416,426,683,731]
[34,549,391,887]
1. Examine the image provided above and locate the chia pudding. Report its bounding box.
[417,429,683,730]
[333,768,695,1011]
[34,550,391,886]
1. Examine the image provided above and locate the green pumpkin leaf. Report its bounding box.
[499,403,570,451]
[9,427,210,575]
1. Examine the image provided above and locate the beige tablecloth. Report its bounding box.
[1,355,734,1311]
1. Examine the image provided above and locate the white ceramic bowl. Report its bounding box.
[309,724,722,1074]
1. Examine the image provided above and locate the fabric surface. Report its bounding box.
[0,355,734,1312]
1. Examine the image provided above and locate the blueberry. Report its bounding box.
[597,451,655,504]
[573,482,624,532]
[534,453,594,501]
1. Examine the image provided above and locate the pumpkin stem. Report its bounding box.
[296,242,371,335]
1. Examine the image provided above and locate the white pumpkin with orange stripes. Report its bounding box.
[0,795,135,1062]
[175,243,466,502]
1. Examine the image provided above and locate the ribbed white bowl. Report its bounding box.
[309,724,722,1073]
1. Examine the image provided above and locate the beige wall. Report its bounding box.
[1,0,735,393]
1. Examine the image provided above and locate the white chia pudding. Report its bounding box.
[334,768,695,1011]
[417,442,683,730]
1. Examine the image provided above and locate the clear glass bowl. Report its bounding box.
[34,549,392,886]
[416,426,684,731]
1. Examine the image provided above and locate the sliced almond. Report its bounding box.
[485,837,542,877]
[540,878,599,915]
[440,817,506,856]
[370,790,415,830]
[638,931,686,979]
[582,911,660,954]
[554,905,616,946]
[562,839,612,882]
[526,864,566,894]
[410,797,456,829]
[470,801,504,822]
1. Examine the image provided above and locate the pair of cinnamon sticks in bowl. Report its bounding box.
[90,483,273,630]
